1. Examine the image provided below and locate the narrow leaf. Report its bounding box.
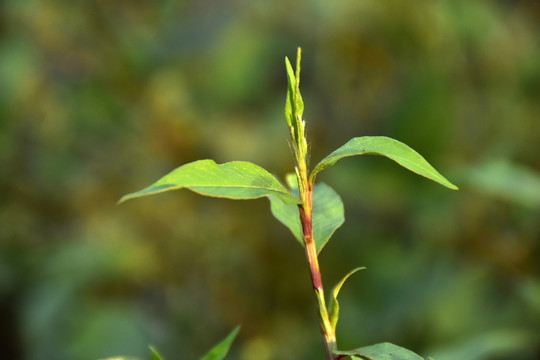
[284,56,296,128]
[328,267,365,331]
[269,174,345,253]
[149,346,165,360]
[284,49,304,141]
[200,326,240,360]
[310,136,458,190]
[293,47,304,120]
[335,342,424,360]
[119,160,301,205]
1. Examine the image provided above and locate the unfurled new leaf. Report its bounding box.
[310,136,458,190]
[328,267,365,331]
[119,160,301,205]
[284,57,296,129]
[285,51,304,129]
[269,174,344,253]
[334,342,424,360]
[200,326,240,360]
[284,49,307,175]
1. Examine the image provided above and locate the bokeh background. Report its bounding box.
[1,1,539,359]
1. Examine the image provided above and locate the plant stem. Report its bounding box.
[299,182,337,360]
[289,46,337,360]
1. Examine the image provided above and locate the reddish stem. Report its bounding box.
[299,184,338,360]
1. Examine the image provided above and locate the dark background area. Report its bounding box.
[1,1,539,359]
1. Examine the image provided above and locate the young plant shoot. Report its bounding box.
[119,48,458,360]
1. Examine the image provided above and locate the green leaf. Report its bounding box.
[149,346,164,360]
[269,174,303,242]
[328,267,365,331]
[200,326,240,360]
[335,342,424,360]
[284,56,296,129]
[269,174,345,253]
[119,160,301,205]
[310,136,458,190]
[284,49,304,140]
[293,48,304,120]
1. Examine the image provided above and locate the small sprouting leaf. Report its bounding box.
[284,56,296,129]
[200,326,240,360]
[310,136,458,190]
[149,346,164,360]
[293,48,304,120]
[334,342,424,360]
[269,174,345,253]
[119,160,301,205]
[284,48,305,142]
[328,267,365,331]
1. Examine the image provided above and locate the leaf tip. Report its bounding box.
[117,195,130,205]
[442,180,459,191]
[117,191,141,205]
[149,345,165,360]
[285,56,292,68]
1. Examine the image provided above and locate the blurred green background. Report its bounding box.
[1,1,539,359]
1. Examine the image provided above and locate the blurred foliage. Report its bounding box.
[1,0,539,359]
